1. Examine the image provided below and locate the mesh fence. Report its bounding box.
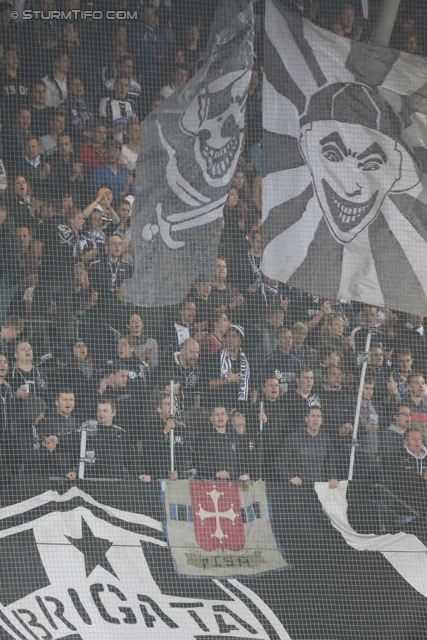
[1,1,427,638]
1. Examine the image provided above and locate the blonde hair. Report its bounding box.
[321,314,345,336]
[292,322,308,334]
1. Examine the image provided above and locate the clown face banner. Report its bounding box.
[262,0,427,315]
[125,0,254,307]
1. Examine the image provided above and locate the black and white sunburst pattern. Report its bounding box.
[261,0,427,315]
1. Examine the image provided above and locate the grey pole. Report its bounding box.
[170,380,175,473]
[348,331,372,481]
[371,0,402,48]
[78,428,87,480]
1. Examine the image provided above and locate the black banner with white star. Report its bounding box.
[0,479,426,639]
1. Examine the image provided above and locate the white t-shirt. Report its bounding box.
[120,145,138,172]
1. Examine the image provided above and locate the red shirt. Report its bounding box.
[203,333,223,355]
[78,143,107,170]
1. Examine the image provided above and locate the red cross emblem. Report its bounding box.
[190,480,245,552]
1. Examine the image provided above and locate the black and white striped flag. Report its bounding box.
[262,0,427,315]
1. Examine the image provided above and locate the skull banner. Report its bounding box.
[125,0,254,307]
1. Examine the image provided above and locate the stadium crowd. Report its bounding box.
[0,0,426,525]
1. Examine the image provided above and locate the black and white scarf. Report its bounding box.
[220,347,250,402]
[248,250,262,290]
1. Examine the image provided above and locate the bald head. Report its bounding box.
[180,338,199,367]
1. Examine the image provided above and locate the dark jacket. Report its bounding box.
[0,214,20,287]
[66,423,133,479]
[140,416,195,480]
[27,410,79,477]
[282,390,322,436]
[259,350,301,391]
[280,429,337,483]
[196,427,247,480]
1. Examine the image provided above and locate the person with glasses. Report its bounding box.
[379,404,412,466]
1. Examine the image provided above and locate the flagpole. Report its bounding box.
[348,330,372,481]
[78,426,87,480]
[170,380,175,473]
[371,0,401,47]
[258,400,264,481]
